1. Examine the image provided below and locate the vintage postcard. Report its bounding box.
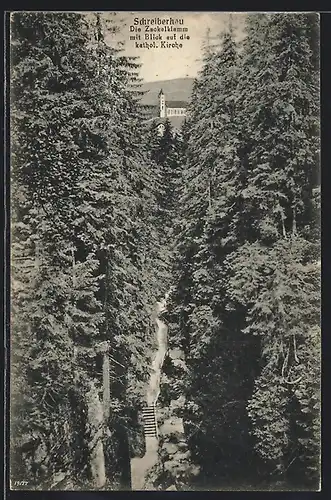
[8,11,320,492]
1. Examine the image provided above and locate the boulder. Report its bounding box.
[169,348,183,360]
[163,442,178,455]
[166,484,177,490]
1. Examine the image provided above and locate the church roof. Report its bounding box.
[166,100,187,108]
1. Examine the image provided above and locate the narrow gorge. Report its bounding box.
[130,296,168,490]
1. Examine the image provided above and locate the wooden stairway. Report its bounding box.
[142,405,158,438]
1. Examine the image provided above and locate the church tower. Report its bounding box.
[158,89,165,118]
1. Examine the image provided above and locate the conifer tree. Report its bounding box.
[11,11,160,488]
[10,11,320,491]
[167,14,320,488]
[148,119,184,294]
[166,28,259,485]
[11,12,106,486]
[235,13,320,485]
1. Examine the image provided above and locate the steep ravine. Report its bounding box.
[147,300,168,406]
[130,296,168,490]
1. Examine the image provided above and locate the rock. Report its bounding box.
[174,450,191,461]
[50,472,66,489]
[170,395,185,409]
[164,460,175,472]
[160,416,185,435]
[166,484,177,490]
[163,442,178,455]
[172,359,186,369]
[169,348,183,359]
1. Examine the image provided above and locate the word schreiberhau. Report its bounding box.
[131,17,187,31]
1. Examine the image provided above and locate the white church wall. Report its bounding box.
[166,108,186,117]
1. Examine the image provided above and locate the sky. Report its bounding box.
[105,12,247,83]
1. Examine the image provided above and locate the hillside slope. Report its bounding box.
[140,78,194,106]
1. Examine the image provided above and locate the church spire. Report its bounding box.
[159,88,165,118]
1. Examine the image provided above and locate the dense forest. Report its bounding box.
[10,12,320,491]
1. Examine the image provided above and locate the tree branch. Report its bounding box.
[285,376,302,385]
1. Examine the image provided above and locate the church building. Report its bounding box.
[142,85,189,136]
[158,88,187,119]
[156,88,187,135]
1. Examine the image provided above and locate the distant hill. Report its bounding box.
[140,77,195,106]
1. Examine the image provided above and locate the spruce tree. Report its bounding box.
[11,11,161,488]
[11,12,106,486]
[148,119,184,294]
[235,13,320,485]
[167,14,320,489]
